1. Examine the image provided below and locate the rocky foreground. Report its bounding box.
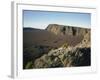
[24,24,91,69]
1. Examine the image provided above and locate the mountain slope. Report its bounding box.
[33,31,91,68]
[23,24,91,69]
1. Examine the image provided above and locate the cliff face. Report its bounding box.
[46,24,90,36]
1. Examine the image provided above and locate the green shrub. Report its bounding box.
[62,43,68,48]
[25,61,33,69]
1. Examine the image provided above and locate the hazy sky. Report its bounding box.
[23,10,91,29]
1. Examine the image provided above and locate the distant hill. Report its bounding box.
[23,27,43,32]
[23,27,34,31]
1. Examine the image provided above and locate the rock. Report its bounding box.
[33,29,91,68]
[76,30,91,48]
[24,24,91,69]
[33,45,91,68]
[46,24,90,36]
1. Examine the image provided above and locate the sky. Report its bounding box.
[23,10,91,29]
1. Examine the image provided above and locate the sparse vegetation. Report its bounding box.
[62,43,68,48]
[25,61,33,69]
[23,24,91,69]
